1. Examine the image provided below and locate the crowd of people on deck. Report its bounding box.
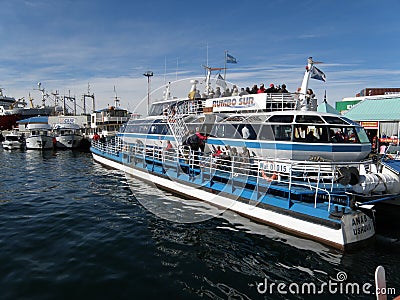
[204,83,290,98]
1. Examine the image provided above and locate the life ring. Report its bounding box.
[261,169,278,182]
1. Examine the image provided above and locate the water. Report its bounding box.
[1,148,400,300]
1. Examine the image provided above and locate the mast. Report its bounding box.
[298,57,314,111]
[202,65,224,97]
[83,83,95,114]
[224,50,227,79]
[113,85,120,107]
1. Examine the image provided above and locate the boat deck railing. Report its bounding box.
[265,93,299,111]
[91,138,372,211]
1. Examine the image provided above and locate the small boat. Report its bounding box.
[53,123,83,149]
[25,123,54,150]
[2,131,25,150]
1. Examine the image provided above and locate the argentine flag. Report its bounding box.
[226,53,237,64]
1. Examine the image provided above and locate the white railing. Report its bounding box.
[265,93,299,111]
[91,139,372,210]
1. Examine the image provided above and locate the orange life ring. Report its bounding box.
[261,169,278,182]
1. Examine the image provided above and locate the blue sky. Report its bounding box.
[2,0,400,115]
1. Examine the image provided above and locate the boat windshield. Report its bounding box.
[6,135,19,141]
[355,126,370,143]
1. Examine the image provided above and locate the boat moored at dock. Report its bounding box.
[1,131,25,150]
[25,123,54,150]
[90,57,400,249]
[53,123,83,149]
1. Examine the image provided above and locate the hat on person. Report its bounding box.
[270,84,274,87]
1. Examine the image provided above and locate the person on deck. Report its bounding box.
[195,127,207,153]
[93,132,100,141]
[257,84,265,93]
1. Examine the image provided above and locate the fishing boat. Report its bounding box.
[91,57,400,249]
[25,122,54,150]
[2,131,25,150]
[0,90,54,130]
[53,123,83,149]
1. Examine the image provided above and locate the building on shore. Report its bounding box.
[341,94,400,147]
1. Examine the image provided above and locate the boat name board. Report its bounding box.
[60,118,76,124]
[206,94,267,112]
[259,161,291,174]
[352,214,373,236]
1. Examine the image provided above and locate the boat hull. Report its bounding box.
[55,135,83,149]
[26,136,54,150]
[0,115,19,131]
[91,149,375,250]
[2,140,22,150]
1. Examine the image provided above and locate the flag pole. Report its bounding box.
[224,50,227,80]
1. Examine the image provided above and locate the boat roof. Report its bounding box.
[27,123,52,130]
[94,106,128,113]
[53,123,81,129]
[17,116,49,124]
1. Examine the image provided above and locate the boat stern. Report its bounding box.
[341,211,375,246]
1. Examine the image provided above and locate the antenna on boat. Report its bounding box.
[113,85,120,107]
[164,56,167,84]
[176,57,179,81]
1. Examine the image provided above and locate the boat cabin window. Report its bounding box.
[124,121,170,135]
[237,124,257,140]
[328,127,360,143]
[272,125,292,141]
[267,115,294,123]
[149,103,165,116]
[322,116,348,125]
[294,125,329,142]
[30,130,47,135]
[6,136,19,141]
[295,115,325,124]
[212,124,241,139]
[258,125,275,140]
[355,127,370,143]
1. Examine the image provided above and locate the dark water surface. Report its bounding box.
[1,149,399,299]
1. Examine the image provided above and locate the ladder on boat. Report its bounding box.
[166,112,189,155]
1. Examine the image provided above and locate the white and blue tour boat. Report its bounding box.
[91,57,400,249]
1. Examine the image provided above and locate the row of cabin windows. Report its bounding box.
[149,101,204,116]
[125,123,171,135]
[124,122,369,144]
[267,114,350,125]
[30,130,50,136]
[209,124,369,143]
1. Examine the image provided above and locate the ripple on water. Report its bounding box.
[1,149,400,300]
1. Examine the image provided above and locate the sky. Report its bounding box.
[2,0,400,115]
